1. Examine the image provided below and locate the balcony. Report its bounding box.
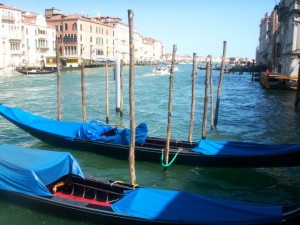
[2,16,15,23]
[10,50,23,56]
[36,47,50,52]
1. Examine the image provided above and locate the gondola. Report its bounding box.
[0,144,299,225]
[16,67,57,75]
[1,104,300,168]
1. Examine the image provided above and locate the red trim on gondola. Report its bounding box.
[54,192,111,207]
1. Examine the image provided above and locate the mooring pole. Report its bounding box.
[55,38,62,121]
[115,58,121,112]
[295,59,300,107]
[188,53,196,142]
[164,44,177,173]
[81,62,87,122]
[128,9,136,185]
[120,59,124,116]
[209,56,214,130]
[202,60,209,139]
[214,41,227,126]
[105,61,109,124]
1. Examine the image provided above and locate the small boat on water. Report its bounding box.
[0,144,299,225]
[16,67,57,75]
[166,65,179,72]
[1,104,300,168]
[153,66,169,75]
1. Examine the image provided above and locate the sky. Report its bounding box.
[5,0,277,58]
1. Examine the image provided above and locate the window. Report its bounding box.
[97,49,104,55]
[72,23,77,30]
[64,23,68,31]
[10,41,20,51]
[96,37,103,45]
[276,43,282,57]
[74,34,77,42]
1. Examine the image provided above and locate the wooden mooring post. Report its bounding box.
[120,59,124,116]
[128,9,136,185]
[202,60,209,139]
[164,44,177,173]
[209,55,214,129]
[105,61,109,124]
[115,58,122,112]
[188,53,196,142]
[55,38,62,121]
[295,62,300,107]
[81,62,87,122]
[214,40,227,126]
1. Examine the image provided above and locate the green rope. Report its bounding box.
[161,148,182,168]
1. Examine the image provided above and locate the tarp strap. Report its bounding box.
[161,148,182,168]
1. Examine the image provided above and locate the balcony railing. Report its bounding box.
[36,47,50,52]
[1,16,15,23]
[10,50,23,55]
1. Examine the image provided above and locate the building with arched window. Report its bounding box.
[0,4,55,69]
[22,12,56,68]
[256,0,300,78]
[0,3,22,69]
[45,8,115,68]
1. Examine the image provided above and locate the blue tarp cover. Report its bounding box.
[193,139,300,156]
[0,144,84,196]
[0,104,148,145]
[76,120,148,145]
[0,105,81,141]
[112,188,282,224]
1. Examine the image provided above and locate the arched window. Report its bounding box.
[64,23,68,31]
[72,23,77,30]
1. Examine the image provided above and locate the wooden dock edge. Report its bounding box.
[259,73,298,90]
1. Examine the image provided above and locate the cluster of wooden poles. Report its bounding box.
[54,10,227,185]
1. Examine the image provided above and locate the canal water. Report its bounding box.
[0,64,300,225]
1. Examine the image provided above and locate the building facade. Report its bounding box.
[22,12,56,68]
[101,17,164,65]
[0,3,164,70]
[257,0,300,77]
[0,4,56,69]
[45,8,115,68]
[0,4,22,69]
[256,13,271,68]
